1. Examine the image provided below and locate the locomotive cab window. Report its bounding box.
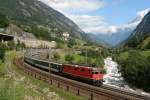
[100,71,103,74]
[92,72,99,74]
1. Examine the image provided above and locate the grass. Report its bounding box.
[141,50,150,57]
[0,51,86,100]
[0,51,46,100]
[17,70,86,100]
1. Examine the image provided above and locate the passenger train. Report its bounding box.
[24,56,104,86]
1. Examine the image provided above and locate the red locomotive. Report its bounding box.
[25,57,104,86]
[63,64,103,86]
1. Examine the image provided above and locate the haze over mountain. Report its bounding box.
[88,8,150,47]
[0,0,86,40]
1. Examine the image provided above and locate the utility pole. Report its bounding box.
[85,47,88,65]
[85,35,88,65]
[49,48,51,77]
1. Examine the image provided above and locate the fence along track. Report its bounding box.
[14,57,150,100]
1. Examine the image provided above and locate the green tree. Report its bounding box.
[65,54,74,63]
[25,26,52,41]
[0,43,6,62]
[16,40,26,49]
[96,56,104,66]
[127,37,140,48]
[0,13,9,28]
[67,39,77,48]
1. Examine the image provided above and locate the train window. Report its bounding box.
[92,72,99,74]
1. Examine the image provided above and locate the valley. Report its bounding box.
[0,0,150,99]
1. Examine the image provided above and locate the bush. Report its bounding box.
[0,49,5,62]
[0,13,9,28]
[16,40,26,49]
[67,39,77,48]
[65,54,74,63]
[0,43,6,62]
[56,43,67,49]
[53,53,61,61]
[7,41,15,50]
[146,41,150,49]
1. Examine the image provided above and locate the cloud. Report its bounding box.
[66,14,106,33]
[39,0,104,12]
[137,8,150,18]
[39,0,150,34]
[66,14,121,34]
[124,8,150,29]
[84,8,150,34]
[96,8,150,34]
[39,0,108,33]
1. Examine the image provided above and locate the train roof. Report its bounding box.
[26,57,63,65]
[0,33,14,41]
[63,63,101,70]
[25,57,102,71]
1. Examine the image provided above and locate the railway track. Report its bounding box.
[16,49,150,100]
[14,57,150,100]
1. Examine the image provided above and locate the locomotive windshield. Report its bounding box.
[92,72,99,74]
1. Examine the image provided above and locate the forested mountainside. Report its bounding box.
[124,11,150,49]
[0,0,86,40]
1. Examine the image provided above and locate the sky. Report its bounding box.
[39,0,150,34]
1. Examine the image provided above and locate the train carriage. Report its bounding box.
[24,57,50,71]
[24,57,62,73]
[50,62,63,73]
[24,56,104,86]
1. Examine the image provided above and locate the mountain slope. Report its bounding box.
[95,29,132,47]
[0,0,85,39]
[86,33,112,47]
[87,21,140,47]
[125,11,150,48]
